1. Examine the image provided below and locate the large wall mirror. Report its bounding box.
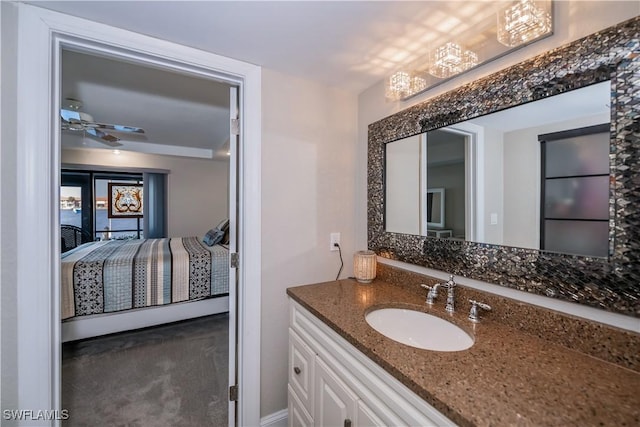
[385,81,611,258]
[369,17,639,317]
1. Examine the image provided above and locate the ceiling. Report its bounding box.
[61,49,232,158]
[32,1,516,158]
[34,1,510,92]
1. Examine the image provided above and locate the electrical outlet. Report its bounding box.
[330,232,341,251]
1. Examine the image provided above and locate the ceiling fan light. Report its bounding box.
[64,98,83,111]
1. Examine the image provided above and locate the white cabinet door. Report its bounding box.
[289,385,313,427]
[315,357,358,427]
[289,328,315,416]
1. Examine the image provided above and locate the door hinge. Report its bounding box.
[230,252,239,269]
[229,385,239,402]
[231,118,240,136]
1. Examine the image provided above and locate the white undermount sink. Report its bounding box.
[365,308,474,352]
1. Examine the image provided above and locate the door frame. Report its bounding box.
[15,4,261,426]
[445,122,485,242]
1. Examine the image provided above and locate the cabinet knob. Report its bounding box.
[344,419,352,427]
[293,366,301,375]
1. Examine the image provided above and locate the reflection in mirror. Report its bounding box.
[384,80,611,257]
[426,188,445,229]
[540,123,610,257]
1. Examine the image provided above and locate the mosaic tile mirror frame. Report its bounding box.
[368,17,639,317]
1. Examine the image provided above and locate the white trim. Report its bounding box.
[419,134,427,236]
[237,56,262,427]
[64,138,216,159]
[61,297,229,343]
[446,121,485,242]
[227,85,239,427]
[16,6,59,420]
[16,4,261,426]
[260,409,288,427]
[62,163,170,174]
[379,257,640,333]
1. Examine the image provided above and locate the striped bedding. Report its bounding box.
[61,237,229,320]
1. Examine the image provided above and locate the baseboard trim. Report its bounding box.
[260,408,288,427]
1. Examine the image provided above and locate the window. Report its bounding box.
[60,170,144,241]
[94,174,144,240]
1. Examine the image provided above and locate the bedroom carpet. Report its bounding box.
[62,313,229,427]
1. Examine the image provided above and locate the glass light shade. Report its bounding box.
[428,42,478,79]
[497,0,552,47]
[354,250,377,284]
[385,71,427,101]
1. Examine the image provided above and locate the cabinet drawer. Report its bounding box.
[289,328,315,417]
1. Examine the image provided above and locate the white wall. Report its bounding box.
[385,134,421,234]
[482,127,504,246]
[61,149,229,238]
[356,1,640,251]
[1,1,19,417]
[261,68,358,417]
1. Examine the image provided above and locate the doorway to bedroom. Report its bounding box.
[58,46,238,426]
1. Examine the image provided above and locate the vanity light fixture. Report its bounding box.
[353,250,377,284]
[428,42,478,79]
[497,0,552,47]
[383,0,552,101]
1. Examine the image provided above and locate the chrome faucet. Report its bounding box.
[420,283,441,305]
[468,299,492,322]
[444,275,456,313]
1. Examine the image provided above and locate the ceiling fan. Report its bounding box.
[60,98,145,147]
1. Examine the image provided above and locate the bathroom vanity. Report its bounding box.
[287,274,640,427]
[288,297,455,427]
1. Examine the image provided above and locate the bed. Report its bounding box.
[61,236,229,341]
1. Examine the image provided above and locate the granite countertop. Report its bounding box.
[287,278,640,427]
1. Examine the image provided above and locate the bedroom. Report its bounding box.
[59,47,234,322]
[56,47,237,423]
[2,1,639,427]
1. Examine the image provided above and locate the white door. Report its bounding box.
[228,86,240,426]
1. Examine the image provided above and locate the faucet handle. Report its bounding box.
[420,284,437,305]
[468,299,492,323]
[447,275,456,287]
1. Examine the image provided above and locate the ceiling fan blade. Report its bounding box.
[93,123,145,134]
[61,121,85,132]
[61,108,94,124]
[61,108,81,122]
[85,128,123,147]
[61,102,141,147]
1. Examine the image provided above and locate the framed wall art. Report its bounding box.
[108,183,143,218]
